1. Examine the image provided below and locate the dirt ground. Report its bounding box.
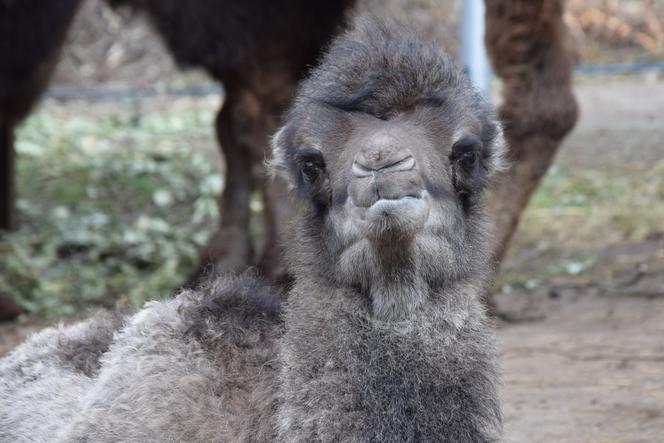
[1,75,663,442]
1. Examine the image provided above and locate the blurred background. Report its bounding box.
[1,0,663,441]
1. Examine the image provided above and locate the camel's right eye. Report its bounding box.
[302,161,319,182]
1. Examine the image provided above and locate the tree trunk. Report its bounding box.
[485,0,579,268]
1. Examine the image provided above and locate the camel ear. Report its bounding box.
[268,126,295,188]
[487,123,509,176]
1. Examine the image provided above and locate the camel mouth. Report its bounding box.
[348,193,430,239]
[366,195,425,216]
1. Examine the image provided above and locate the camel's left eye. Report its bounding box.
[451,136,481,171]
[296,148,326,183]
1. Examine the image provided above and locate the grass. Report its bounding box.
[1,96,663,317]
[523,164,663,243]
[499,163,664,294]
[1,97,222,318]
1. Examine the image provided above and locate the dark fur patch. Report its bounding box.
[56,310,127,376]
[182,271,283,350]
[0,0,82,124]
[201,271,281,324]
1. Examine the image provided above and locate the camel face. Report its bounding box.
[327,108,478,243]
[317,106,497,294]
[271,19,506,312]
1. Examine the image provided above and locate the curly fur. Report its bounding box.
[1,18,502,442]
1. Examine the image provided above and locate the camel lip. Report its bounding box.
[366,195,424,214]
[365,196,429,225]
[349,190,426,210]
[346,192,431,238]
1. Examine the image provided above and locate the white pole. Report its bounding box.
[460,0,492,96]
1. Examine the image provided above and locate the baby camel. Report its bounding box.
[0,18,504,442]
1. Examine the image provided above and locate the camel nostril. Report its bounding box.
[385,155,415,172]
[352,155,416,178]
[352,161,374,178]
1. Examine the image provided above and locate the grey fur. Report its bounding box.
[0,17,502,442]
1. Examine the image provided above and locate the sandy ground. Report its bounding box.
[2,75,664,442]
[497,260,664,442]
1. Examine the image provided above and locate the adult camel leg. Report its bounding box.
[208,80,296,284]
[0,123,24,321]
[185,93,254,288]
[485,0,579,273]
[0,0,83,320]
[0,123,14,230]
[244,86,296,284]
